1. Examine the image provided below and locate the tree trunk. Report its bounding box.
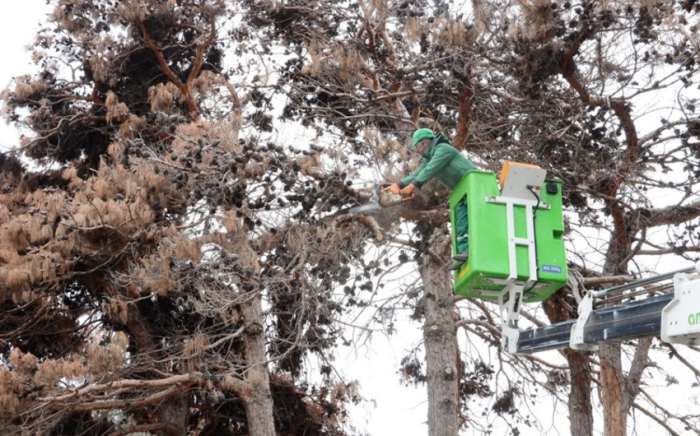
[564,349,594,436]
[598,235,651,436]
[599,337,653,436]
[543,296,593,436]
[127,302,191,435]
[420,235,461,436]
[241,287,276,436]
[599,342,626,436]
[243,383,276,436]
[157,395,188,436]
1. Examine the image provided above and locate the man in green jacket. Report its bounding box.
[385,128,477,270]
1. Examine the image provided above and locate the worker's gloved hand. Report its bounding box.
[382,183,401,194]
[399,184,415,196]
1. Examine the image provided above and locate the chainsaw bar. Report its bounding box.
[346,202,384,214]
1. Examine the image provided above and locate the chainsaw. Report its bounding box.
[345,184,414,214]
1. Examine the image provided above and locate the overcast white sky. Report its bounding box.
[0,0,50,150]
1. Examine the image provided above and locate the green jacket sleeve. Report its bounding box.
[401,144,459,188]
[399,160,428,187]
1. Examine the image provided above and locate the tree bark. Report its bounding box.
[543,295,593,436]
[599,336,653,436]
[565,349,594,436]
[598,228,651,436]
[598,197,633,436]
[156,395,188,436]
[599,342,626,436]
[420,234,461,436]
[241,287,276,436]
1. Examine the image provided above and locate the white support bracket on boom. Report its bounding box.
[661,268,700,345]
[499,281,526,354]
[569,292,598,352]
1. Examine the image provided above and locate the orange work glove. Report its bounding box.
[399,184,415,196]
[382,183,401,194]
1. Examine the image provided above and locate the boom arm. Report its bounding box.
[514,263,700,354]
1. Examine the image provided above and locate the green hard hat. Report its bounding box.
[412,128,435,148]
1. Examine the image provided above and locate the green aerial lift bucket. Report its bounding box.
[449,163,567,303]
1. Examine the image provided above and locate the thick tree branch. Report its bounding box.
[397,207,449,225]
[639,118,700,146]
[71,384,190,412]
[138,21,206,117]
[454,80,474,151]
[663,343,700,379]
[139,21,186,90]
[558,48,641,271]
[38,373,250,407]
[109,423,181,436]
[635,247,700,255]
[186,25,217,86]
[333,214,384,241]
[632,400,683,436]
[39,374,196,404]
[623,337,652,413]
[647,198,700,227]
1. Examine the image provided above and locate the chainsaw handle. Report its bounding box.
[376,183,414,208]
[379,183,401,195]
[378,183,414,201]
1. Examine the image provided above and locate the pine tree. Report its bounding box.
[0,1,371,434]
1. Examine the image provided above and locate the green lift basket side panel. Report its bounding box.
[449,170,567,303]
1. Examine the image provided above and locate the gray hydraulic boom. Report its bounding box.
[506,263,700,354]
